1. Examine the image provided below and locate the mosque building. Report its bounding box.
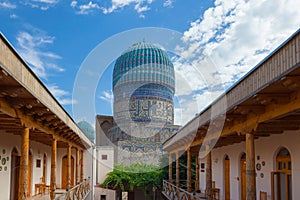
[96,42,180,165]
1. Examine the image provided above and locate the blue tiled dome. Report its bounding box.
[109,42,177,165]
[113,42,175,96]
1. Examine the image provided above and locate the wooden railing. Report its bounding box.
[55,178,91,200]
[162,180,220,200]
[162,180,204,200]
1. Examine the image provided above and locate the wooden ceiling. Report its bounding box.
[163,29,300,154]
[0,68,88,149]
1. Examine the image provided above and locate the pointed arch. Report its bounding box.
[27,150,33,197]
[10,147,20,200]
[61,155,74,189]
[240,152,246,200]
[224,154,230,200]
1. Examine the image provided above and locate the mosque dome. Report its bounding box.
[112,42,175,126]
[77,121,95,142]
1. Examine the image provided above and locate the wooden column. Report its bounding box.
[246,132,256,200]
[76,148,80,184]
[187,149,192,192]
[206,150,212,200]
[67,145,72,190]
[50,138,57,200]
[80,150,84,182]
[176,152,180,187]
[18,127,29,200]
[169,153,173,183]
[195,153,200,191]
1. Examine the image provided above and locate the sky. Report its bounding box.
[0,0,300,127]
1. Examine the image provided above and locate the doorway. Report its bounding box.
[240,153,246,200]
[10,148,20,200]
[271,147,292,200]
[224,155,230,200]
[61,155,74,189]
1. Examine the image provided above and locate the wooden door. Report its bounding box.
[240,153,246,200]
[10,148,20,200]
[62,155,74,188]
[271,147,292,200]
[27,152,32,197]
[224,155,230,200]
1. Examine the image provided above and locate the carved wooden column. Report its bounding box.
[169,153,173,183]
[80,150,84,182]
[206,150,212,200]
[67,144,72,190]
[246,131,256,200]
[50,138,57,200]
[195,153,200,191]
[187,148,192,192]
[76,148,79,184]
[18,127,29,200]
[176,152,180,187]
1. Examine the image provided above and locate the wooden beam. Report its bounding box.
[206,148,212,200]
[76,149,80,184]
[18,127,29,200]
[67,144,72,190]
[246,131,256,200]
[0,95,89,149]
[187,148,192,192]
[50,138,57,200]
[169,153,173,183]
[80,150,84,182]
[176,152,179,187]
[0,85,25,97]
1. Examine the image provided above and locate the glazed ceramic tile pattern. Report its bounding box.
[109,42,178,165]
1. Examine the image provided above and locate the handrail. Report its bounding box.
[55,177,91,200]
[162,180,220,200]
[162,180,204,200]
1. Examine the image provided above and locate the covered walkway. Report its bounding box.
[0,33,93,200]
[163,29,300,199]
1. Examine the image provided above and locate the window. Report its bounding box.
[101,195,106,200]
[102,155,108,160]
[36,159,41,168]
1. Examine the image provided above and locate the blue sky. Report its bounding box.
[1,0,300,127]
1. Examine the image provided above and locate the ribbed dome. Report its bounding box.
[112,42,175,94]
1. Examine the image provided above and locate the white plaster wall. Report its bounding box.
[0,131,52,199]
[0,129,91,200]
[96,146,114,184]
[56,147,78,188]
[94,187,116,200]
[84,147,94,181]
[0,131,21,200]
[205,130,300,200]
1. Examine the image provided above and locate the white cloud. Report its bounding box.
[99,91,114,103]
[76,1,100,15]
[16,30,63,79]
[22,0,58,10]
[0,2,17,9]
[174,0,300,125]
[10,14,18,18]
[70,0,77,8]
[48,85,77,105]
[163,0,174,8]
[101,0,152,15]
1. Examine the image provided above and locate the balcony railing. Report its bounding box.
[55,178,91,200]
[162,180,220,200]
[162,180,204,200]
